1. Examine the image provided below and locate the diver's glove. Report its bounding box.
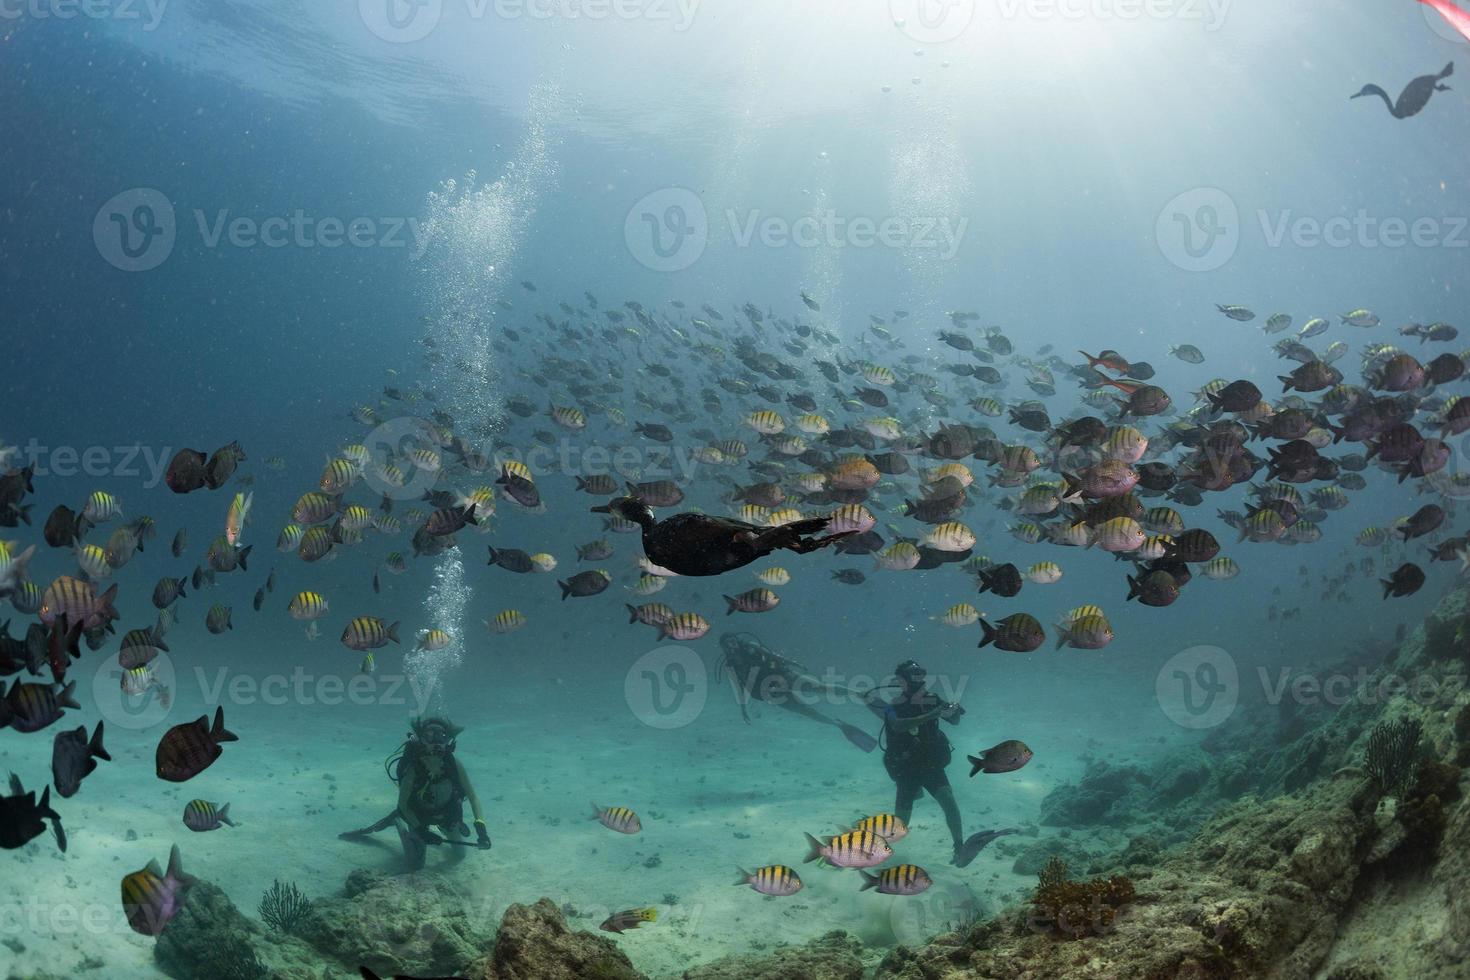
[475,819,492,850]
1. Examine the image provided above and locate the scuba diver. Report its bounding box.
[866,660,1003,868]
[338,716,491,870]
[716,632,877,752]
[591,496,856,576]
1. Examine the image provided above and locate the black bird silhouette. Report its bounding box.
[591,496,855,577]
[1351,62,1453,118]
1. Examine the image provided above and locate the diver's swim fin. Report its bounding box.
[839,721,878,753]
[360,968,471,980]
[952,828,1020,868]
[339,811,398,839]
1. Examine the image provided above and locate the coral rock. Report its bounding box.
[476,897,644,980]
[296,871,492,979]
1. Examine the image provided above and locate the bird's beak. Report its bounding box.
[590,504,611,514]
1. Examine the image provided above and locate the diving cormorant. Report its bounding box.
[592,496,855,577]
[1351,62,1453,119]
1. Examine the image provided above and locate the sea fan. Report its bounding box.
[1365,717,1423,799]
[258,879,313,936]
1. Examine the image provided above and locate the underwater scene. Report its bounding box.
[3,2,1470,978]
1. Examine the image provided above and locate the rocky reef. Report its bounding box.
[40,588,1463,980]
[149,871,638,980]
[867,586,1470,979]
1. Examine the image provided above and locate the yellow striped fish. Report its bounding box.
[276,525,304,555]
[182,799,234,832]
[827,504,876,535]
[341,616,399,651]
[628,574,668,596]
[1025,561,1063,584]
[591,803,642,834]
[549,404,587,430]
[658,612,709,641]
[416,629,452,651]
[487,609,527,634]
[733,865,802,896]
[850,813,908,842]
[743,410,785,435]
[319,458,358,495]
[287,591,329,620]
[803,829,891,868]
[935,603,980,628]
[292,492,338,525]
[756,567,791,586]
[923,522,976,553]
[82,490,122,524]
[859,864,933,895]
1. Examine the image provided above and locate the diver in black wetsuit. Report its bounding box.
[716,632,877,751]
[339,716,491,870]
[870,660,977,866]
